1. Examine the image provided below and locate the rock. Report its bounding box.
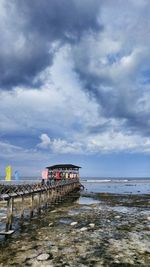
[51,246,58,254]
[80,227,88,231]
[31,260,54,267]
[94,262,104,267]
[114,260,120,264]
[115,215,121,219]
[37,253,51,261]
[51,210,57,213]
[114,255,119,259]
[49,222,53,226]
[47,241,54,247]
[89,223,95,228]
[70,222,78,226]
[147,216,150,221]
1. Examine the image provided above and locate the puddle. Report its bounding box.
[59,218,73,224]
[0,213,7,217]
[109,206,137,214]
[0,208,7,217]
[68,205,93,217]
[81,206,93,210]
[139,210,150,216]
[78,197,99,205]
[68,209,81,216]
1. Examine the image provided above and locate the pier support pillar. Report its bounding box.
[38,192,41,214]
[6,198,14,231]
[21,196,24,219]
[30,194,34,217]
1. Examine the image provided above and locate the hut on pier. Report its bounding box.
[46,164,81,181]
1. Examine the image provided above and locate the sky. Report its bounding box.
[0,0,150,177]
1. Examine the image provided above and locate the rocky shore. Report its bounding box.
[0,193,149,267]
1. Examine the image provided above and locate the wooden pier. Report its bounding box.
[0,178,81,235]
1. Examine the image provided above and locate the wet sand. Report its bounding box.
[0,193,149,267]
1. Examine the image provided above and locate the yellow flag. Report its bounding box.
[5,165,12,181]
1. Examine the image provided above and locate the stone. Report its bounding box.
[80,227,88,231]
[115,215,121,219]
[51,246,58,253]
[70,222,78,226]
[89,223,95,228]
[37,253,51,261]
[147,216,150,221]
[31,260,54,267]
[47,241,54,247]
[49,222,53,226]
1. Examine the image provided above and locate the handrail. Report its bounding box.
[0,178,80,201]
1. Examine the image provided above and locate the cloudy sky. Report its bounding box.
[0,0,150,177]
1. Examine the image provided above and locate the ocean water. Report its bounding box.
[81,177,150,194]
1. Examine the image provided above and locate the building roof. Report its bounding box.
[46,164,81,170]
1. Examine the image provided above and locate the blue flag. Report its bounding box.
[14,170,20,180]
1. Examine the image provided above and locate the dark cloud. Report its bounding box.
[74,65,150,137]
[0,0,102,90]
[20,0,101,40]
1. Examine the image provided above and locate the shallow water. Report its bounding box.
[59,218,73,224]
[108,205,137,214]
[82,179,150,194]
[77,196,100,205]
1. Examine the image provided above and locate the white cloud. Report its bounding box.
[36,130,150,155]
[37,133,51,149]
[50,138,83,154]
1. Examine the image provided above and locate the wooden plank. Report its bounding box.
[10,193,17,197]
[0,230,15,235]
[0,194,9,200]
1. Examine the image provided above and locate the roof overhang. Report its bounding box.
[46,164,81,170]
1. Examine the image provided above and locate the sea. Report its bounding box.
[0,177,150,195]
[80,177,150,195]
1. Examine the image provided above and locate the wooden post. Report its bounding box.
[5,198,13,231]
[21,195,24,219]
[30,194,34,217]
[53,189,57,204]
[45,191,48,208]
[51,189,55,208]
[56,189,60,204]
[47,188,51,204]
[38,192,41,214]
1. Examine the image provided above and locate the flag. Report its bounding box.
[14,170,20,180]
[42,169,48,180]
[5,165,12,181]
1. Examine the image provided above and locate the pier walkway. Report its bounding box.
[0,179,81,235]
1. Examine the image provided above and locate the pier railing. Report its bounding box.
[0,179,80,201]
